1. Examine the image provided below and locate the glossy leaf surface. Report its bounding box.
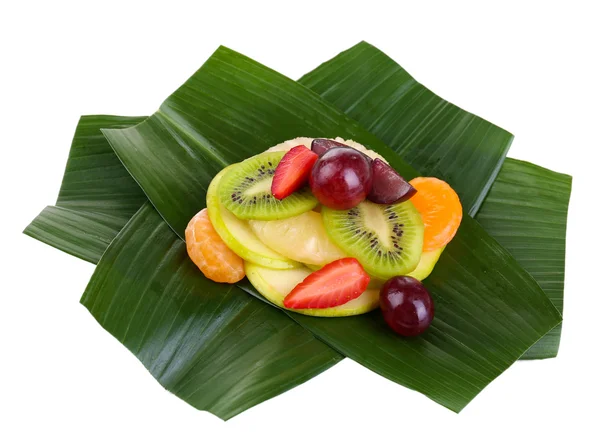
[81,203,342,420]
[102,46,561,412]
[476,159,571,358]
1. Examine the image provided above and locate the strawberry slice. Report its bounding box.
[283,258,371,309]
[271,145,319,200]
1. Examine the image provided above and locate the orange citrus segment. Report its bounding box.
[185,208,245,283]
[408,177,463,252]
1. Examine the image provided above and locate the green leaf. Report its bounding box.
[26,43,570,363]
[55,115,148,216]
[24,206,128,264]
[475,159,572,358]
[24,115,147,264]
[81,202,342,420]
[299,42,514,216]
[103,56,414,238]
[24,42,570,419]
[242,214,563,410]
[298,42,570,357]
[102,46,561,412]
[25,116,342,418]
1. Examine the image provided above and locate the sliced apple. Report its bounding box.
[206,167,299,269]
[245,262,380,317]
[249,211,346,266]
[406,246,445,281]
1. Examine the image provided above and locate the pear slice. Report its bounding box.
[206,167,299,269]
[249,211,346,266]
[406,246,445,281]
[245,262,380,317]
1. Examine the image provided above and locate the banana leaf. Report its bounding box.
[25,44,570,361]
[299,42,513,216]
[26,118,569,361]
[24,115,147,264]
[23,111,567,420]
[25,46,570,358]
[27,50,570,364]
[81,202,341,420]
[475,159,571,359]
[101,46,561,412]
[23,44,569,416]
[24,118,343,420]
[298,42,570,357]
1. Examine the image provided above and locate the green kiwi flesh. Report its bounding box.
[322,200,424,279]
[218,151,318,220]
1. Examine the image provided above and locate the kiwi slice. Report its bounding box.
[322,201,424,279]
[219,151,318,220]
[206,166,300,269]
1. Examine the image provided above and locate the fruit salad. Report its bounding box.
[186,138,463,336]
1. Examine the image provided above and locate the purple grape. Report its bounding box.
[311,138,351,156]
[309,147,372,210]
[380,276,434,336]
[368,159,417,205]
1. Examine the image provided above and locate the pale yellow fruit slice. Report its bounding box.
[249,211,346,266]
[206,167,299,269]
[267,137,388,163]
[406,246,445,281]
[267,137,313,151]
[333,137,388,163]
[245,262,380,317]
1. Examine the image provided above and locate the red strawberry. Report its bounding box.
[271,145,319,200]
[283,258,371,309]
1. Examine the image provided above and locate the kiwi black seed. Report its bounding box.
[218,151,318,220]
[322,201,424,279]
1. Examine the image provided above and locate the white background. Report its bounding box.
[1,1,599,440]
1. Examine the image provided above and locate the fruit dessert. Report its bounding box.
[186,138,462,336]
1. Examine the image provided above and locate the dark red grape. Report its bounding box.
[309,147,373,210]
[380,276,434,336]
[368,159,417,204]
[311,138,350,156]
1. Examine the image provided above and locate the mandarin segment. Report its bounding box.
[185,208,245,283]
[408,177,462,251]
